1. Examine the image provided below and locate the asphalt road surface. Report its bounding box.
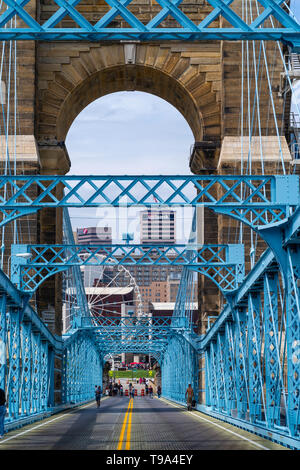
[0,396,287,451]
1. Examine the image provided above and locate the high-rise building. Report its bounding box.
[77,226,112,245]
[167,272,198,303]
[139,281,168,304]
[140,209,175,244]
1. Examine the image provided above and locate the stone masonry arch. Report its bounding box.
[57,65,202,144]
[36,42,222,174]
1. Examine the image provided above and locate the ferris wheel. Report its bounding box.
[62,251,143,332]
[81,253,143,319]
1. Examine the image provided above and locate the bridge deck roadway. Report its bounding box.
[0,397,286,451]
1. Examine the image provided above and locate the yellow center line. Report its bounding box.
[125,398,133,450]
[117,398,132,450]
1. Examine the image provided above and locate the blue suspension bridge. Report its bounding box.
[0,0,299,452]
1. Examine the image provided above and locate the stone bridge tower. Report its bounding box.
[0,0,292,337]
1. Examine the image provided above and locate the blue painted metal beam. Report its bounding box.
[0,174,298,229]
[75,315,193,354]
[0,0,299,51]
[198,248,277,350]
[0,174,296,207]
[198,204,300,443]
[79,315,188,329]
[10,242,244,294]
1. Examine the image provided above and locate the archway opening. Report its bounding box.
[66,90,194,175]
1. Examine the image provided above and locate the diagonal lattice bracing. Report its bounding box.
[11,242,244,293]
[0,174,298,230]
[198,207,300,445]
[0,0,299,50]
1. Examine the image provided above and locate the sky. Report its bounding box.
[65,2,300,241]
[66,91,194,177]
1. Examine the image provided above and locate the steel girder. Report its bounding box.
[62,330,103,404]
[0,297,57,422]
[161,334,198,404]
[0,261,103,424]
[10,242,244,294]
[81,315,180,329]
[0,174,298,228]
[73,315,191,357]
[256,207,300,438]
[0,0,299,51]
[198,218,300,445]
[200,275,300,447]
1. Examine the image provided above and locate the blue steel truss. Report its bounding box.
[0,174,298,230]
[197,226,300,446]
[10,242,244,294]
[0,0,298,448]
[76,315,195,355]
[0,0,299,51]
[0,174,299,447]
[0,264,103,424]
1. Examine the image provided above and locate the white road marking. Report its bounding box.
[159,398,271,451]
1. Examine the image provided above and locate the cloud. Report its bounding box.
[73,91,172,124]
[66,91,194,176]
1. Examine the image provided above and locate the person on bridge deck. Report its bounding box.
[0,388,6,438]
[131,387,135,399]
[185,384,194,411]
[95,386,102,408]
[157,385,161,398]
[145,384,148,395]
[149,386,153,398]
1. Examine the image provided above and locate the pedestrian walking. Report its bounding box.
[131,386,135,399]
[157,385,161,398]
[95,385,102,408]
[149,386,153,398]
[0,388,6,438]
[185,384,194,411]
[145,384,148,395]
